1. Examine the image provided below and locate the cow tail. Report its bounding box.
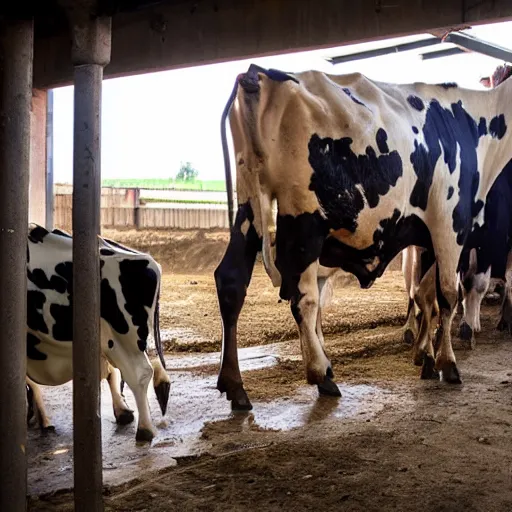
[154,285,166,370]
[221,76,240,231]
[222,66,283,288]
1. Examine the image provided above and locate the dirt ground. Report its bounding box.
[28,229,512,511]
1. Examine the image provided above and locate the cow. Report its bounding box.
[26,225,170,442]
[405,65,512,351]
[457,160,512,342]
[214,63,512,410]
[402,158,512,353]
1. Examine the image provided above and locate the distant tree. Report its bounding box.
[175,162,199,181]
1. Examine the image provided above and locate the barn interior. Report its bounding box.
[2,1,512,510]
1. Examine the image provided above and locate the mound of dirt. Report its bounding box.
[101,228,230,273]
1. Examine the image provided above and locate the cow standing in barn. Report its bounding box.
[26,225,170,441]
[403,64,512,353]
[215,64,512,410]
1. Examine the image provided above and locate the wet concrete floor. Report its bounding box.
[28,343,386,496]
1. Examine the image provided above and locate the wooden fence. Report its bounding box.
[53,185,230,231]
[137,207,229,229]
[54,194,229,231]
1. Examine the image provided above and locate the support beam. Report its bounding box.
[420,47,467,60]
[29,89,48,226]
[33,0,512,88]
[0,18,34,512]
[68,11,112,512]
[46,89,54,230]
[328,37,442,64]
[444,31,512,63]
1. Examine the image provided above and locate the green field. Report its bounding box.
[101,178,226,191]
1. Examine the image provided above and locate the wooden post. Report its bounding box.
[134,187,141,229]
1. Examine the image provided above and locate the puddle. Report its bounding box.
[27,342,386,496]
[168,342,293,372]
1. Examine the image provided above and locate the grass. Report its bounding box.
[101,178,227,192]
[141,197,227,205]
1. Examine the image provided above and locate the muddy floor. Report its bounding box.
[28,229,512,511]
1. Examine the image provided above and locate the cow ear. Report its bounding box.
[480,77,491,88]
[468,248,477,275]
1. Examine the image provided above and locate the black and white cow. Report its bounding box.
[404,159,512,352]
[458,160,512,341]
[404,66,512,352]
[215,64,512,410]
[26,225,170,442]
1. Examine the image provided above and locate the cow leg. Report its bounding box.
[316,302,325,349]
[26,377,54,431]
[26,384,34,424]
[292,261,340,397]
[456,283,464,315]
[411,263,438,379]
[434,256,462,383]
[459,267,491,346]
[403,297,419,345]
[402,246,420,345]
[105,343,155,442]
[316,275,330,349]
[215,204,262,410]
[104,362,134,425]
[497,279,512,334]
[497,252,512,333]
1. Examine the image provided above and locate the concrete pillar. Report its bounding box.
[68,10,111,512]
[0,18,34,512]
[29,88,48,226]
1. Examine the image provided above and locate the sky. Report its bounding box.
[52,20,512,184]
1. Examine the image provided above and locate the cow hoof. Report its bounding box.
[403,329,415,346]
[230,388,253,411]
[42,425,56,434]
[218,379,253,411]
[413,351,424,367]
[440,362,462,384]
[135,428,154,443]
[497,318,511,333]
[458,321,473,343]
[317,375,342,397]
[154,381,171,416]
[420,355,439,380]
[115,409,135,425]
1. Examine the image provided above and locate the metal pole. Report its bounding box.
[69,13,111,512]
[46,89,54,230]
[0,18,34,512]
[444,32,512,64]
[328,37,442,64]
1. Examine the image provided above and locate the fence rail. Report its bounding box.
[54,204,229,231]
